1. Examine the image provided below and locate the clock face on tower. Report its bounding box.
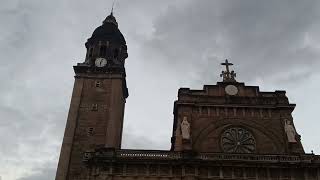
[95,57,107,67]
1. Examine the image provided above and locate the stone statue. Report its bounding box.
[220,71,227,81]
[284,119,297,143]
[220,59,237,82]
[180,116,190,140]
[230,70,236,81]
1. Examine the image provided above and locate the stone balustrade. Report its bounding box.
[83,149,320,165]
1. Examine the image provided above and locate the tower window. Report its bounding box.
[99,45,106,57]
[83,152,92,161]
[88,47,93,58]
[87,127,94,136]
[91,104,98,111]
[95,81,101,88]
[114,48,119,58]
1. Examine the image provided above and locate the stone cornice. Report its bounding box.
[83,149,320,166]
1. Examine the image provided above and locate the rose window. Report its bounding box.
[221,127,256,153]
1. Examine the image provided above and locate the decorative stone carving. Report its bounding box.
[180,116,190,140]
[221,127,256,153]
[284,119,297,143]
[220,59,237,82]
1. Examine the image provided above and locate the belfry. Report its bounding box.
[55,11,320,180]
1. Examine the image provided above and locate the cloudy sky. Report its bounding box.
[1,0,320,179]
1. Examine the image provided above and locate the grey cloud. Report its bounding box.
[1,0,320,180]
[0,1,178,179]
[143,0,320,83]
[0,1,87,179]
[17,162,56,180]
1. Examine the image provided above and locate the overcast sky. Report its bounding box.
[1,0,320,179]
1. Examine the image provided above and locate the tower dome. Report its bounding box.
[84,12,128,66]
[87,13,126,46]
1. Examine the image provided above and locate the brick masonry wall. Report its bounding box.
[56,72,127,180]
[86,162,320,180]
[172,82,304,154]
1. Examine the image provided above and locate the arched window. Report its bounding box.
[99,45,106,57]
[114,48,119,58]
[88,47,93,58]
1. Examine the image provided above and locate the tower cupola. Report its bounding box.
[84,12,128,68]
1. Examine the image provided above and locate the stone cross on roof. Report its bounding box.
[220,59,237,82]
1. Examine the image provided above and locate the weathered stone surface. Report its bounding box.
[83,148,320,180]
[55,14,319,180]
[171,82,305,154]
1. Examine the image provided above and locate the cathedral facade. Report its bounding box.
[55,13,320,180]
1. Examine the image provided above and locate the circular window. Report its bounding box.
[221,127,256,153]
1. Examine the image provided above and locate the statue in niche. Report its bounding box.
[284,119,297,143]
[180,116,190,140]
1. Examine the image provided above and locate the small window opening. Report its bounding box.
[87,127,94,136]
[99,45,106,56]
[114,49,119,58]
[95,81,101,88]
[88,47,93,58]
[91,104,98,111]
[83,152,92,161]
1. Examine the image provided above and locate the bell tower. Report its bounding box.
[55,12,128,180]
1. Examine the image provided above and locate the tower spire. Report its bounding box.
[102,0,118,26]
[110,0,119,17]
[111,0,116,15]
